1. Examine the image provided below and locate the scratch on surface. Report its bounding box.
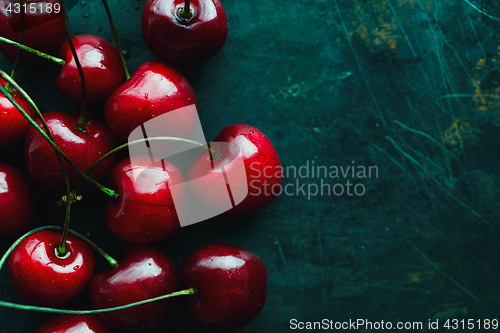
[464,1,486,58]
[463,0,500,21]
[274,238,287,265]
[387,0,432,86]
[402,235,498,317]
[393,120,459,163]
[386,135,490,226]
[331,0,388,129]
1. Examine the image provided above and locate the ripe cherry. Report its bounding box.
[141,0,228,64]
[104,61,198,142]
[0,163,34,236]
[0,0,65,64]
[57,35,125,104]
[7,230,95,307]
[0,78,36,150]
[182,243,267,329]
[105,156,187,243]
[24,111,116,188]
[36,315,110,333]
[89,246,179,331]
[187,124,282,214]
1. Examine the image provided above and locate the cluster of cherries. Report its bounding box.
[0,0,282,332]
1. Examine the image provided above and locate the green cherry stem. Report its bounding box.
[60,0,87,131]
[178,0,192,21]
[3,39,72,257]
[0,71,118,198]
[4,61,72,255]
[0,36,65,66]
[101,0,130,79]
[57,167,72,257]
[0,288,196,314]
[6,24,75,257]
[72,230,119,268]
[6,0,25,93]
[75,136,214,195]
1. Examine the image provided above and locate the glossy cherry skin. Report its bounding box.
[24,111,116,188]
[0,78,36,150]
[89,246,179,331]
[36,315,110,333]
[106,156,187,243]
[7,230,95,307]
[141,0,228,64]
[57,35,125,104]
[182,243,267,329]
[104,61,198,142]
[188,124,282,214]
[0,0,65,64]
[0,163,34,236]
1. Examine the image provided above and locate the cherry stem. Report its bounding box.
[0,36,65,66]
[57,172,72,257]
[6,0,25,93]
[74,231,119,268]
[101,0,130,80]
[75,136,214,195]
[0,71,118,199]
[0,288,196,314]
[178,0,192,21]
[60,0,87,131]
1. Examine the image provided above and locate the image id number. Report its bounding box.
[6,2,61,14]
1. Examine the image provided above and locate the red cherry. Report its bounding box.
[104,61,198,142]
[36,315,110,333]
[24,111,116,188]
[89,246,179,331]
[0,163,34,236]
[7,230,95,307]
[57,35,125,104]
[0,78,36,150]
[141,0,228,64]
[187,124,282,214]
[106,156,187,243]
[0,0,65,64]
[182,243,267,329]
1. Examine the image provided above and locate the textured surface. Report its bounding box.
[1,0,500,332]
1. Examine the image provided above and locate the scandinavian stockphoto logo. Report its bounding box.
[128,104,249,228]
[3,0,78,32]
[127,105,376,228]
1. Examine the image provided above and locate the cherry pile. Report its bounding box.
[0,0,282,331]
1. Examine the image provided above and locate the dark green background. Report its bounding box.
[1,0,500,331]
